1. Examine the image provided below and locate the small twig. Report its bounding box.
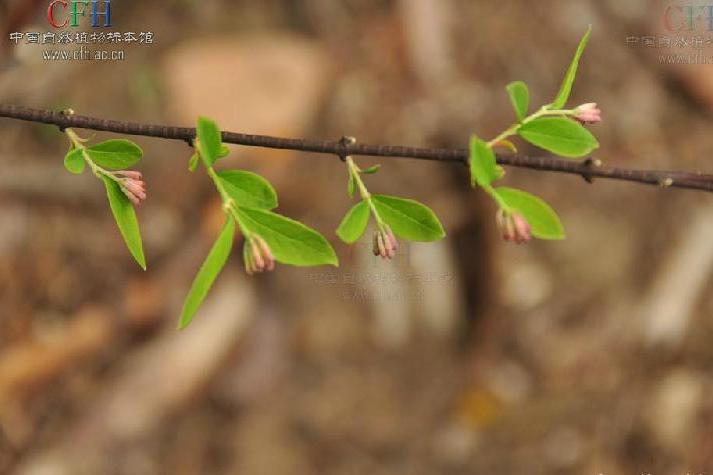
[1,104,712,193]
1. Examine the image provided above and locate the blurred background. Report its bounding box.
[2,0,713,473]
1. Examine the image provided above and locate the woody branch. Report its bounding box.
[1,104,712,193]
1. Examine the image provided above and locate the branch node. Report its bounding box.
[338,136,356,162]
[581,157,601,184]
[57,108,75,133]
[659,177,674,188]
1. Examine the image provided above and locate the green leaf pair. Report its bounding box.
[64,139,142,173]
[63,136,146,270]
[179,205,339,330]
[466,27,596,243]
[337,195,445,244]
[501,27,598,159]
[524,26,597,158]
[193,118,336,267]
[469,135,564,241]
[339,157,445,247]
[179,117,338,329]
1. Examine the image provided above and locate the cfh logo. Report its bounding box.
[47,0,112,28]
[663,4,713,32]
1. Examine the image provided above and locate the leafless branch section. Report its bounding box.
[1,104,713,193]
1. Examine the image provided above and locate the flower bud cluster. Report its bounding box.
[116,170,146,206]
[496,209,532,244]
[372,225,399,259]
[244,235,275,274]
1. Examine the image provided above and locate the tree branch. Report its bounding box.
[1,104,712,193]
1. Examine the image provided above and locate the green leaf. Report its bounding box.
[64,148,85,174]
[235,207,338,267]
[361,164,381,175]
[196,116,222,167]
[347,171,356,198]
[336,201,370,244]
[101,176,146,270]
[371,195,445,242]
[551,26,591,109]
[469,135,499,187]
[506,81,529,121]
[188,152,200,172]
[84,140,143,170]
[216,170,278,210]
[218,144,230,158]
[518,117,598,158]
[179,216,235,329]
[495,187,565,240]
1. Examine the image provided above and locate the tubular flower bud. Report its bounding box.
[384,225,399,253]
[496,209,532,244]
[372,226,399,260]
[573,102,602,124]
[512,213,532,244]
[115,170,146,206]
[243,235,275,275]
[496,208,515,242]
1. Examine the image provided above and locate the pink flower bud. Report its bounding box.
[117,170,143,180]
[121,188,141,206]
[496,209,532,244]
[251,240,265,271]
[115,170,147,206]
[512,213,532,244]
[124,179,146,200]
[372,227,399,260]
[376,232,387,259]
[496,209,515,242]
[255,236,275,271]
[244,235,275,274]
[244,245,255,275]
[384,225,399,252]
[573,102,602,124]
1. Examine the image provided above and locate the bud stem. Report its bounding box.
[65,128,121,184]
[345,156,386,228]
[487,105,575,148]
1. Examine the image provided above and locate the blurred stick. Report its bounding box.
[14,274,255,475]
[398,0,456,87]
[0,308,113,446]
[640,206,713,347]
[1,105,713,193]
